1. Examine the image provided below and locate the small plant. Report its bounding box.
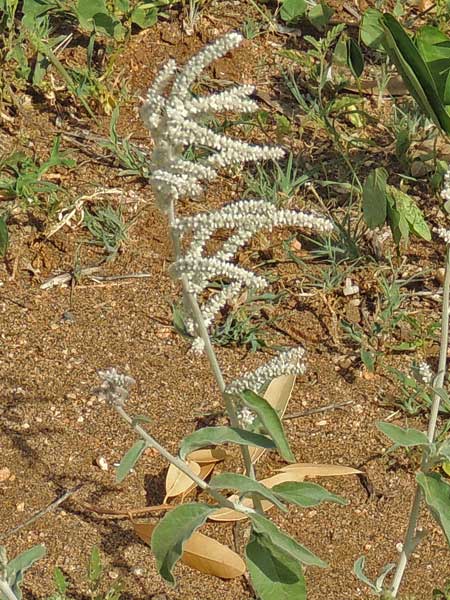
[83,204,130,256]
[46,547,122,600]
[354,175,450,597]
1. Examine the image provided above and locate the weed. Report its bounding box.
[0,135,75,213]
[83,204,130,255]
[46,547,122,600]
[244,154,309,207]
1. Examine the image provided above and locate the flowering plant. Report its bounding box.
[99,32,355,600]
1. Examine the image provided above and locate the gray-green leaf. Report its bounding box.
[209,472,287,511]
[240,390,295,463]
[377,421,429,447]
[272,481,348,507]
[179,425,275,461]
[116,439,146,483]
[362,167,388,229]
[151,503,217,585]
[246,533,307,600]
[250,513,327,568]
[417,472,450,546]
[0,215,8,257]
[280,0,307,23]
[7,545,46,599]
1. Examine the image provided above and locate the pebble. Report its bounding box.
[16,502,25,512]
[108,570,119,580]
[131,567,143,576]
[0,467,11,482]
[77,416,84,423]
[95,456,108,471]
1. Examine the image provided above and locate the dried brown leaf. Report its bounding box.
[133,522,246,579]
[164,461,201,502]
[186,448,228,464]
[278,463,361,478]
[249,374,296,464]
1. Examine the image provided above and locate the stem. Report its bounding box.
[389,246,450,597]
[113,403,255,516]
[0,580,19,600]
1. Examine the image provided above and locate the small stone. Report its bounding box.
[16,502,25,512]
[22,422,30,430]
[108,570,119,580]
[77,416,84,423]
[131,567,144,576]
[95,456,108,471]
[0,467,11,482]
[316,420,327,426]
[50,323,59,330]
[436,268,445,285]
[343,277,359,296]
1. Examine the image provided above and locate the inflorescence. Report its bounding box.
[141,32,333,392]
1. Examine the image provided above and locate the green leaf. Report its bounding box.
[377,421,429,447]
[279,0,307,23]
[360,8,385,50]
[53,567,68,594]
[93,12,122,38]
[179,426,275,461]
[151,503,217,585]
[353,556,395,593]
[347,38,364,78]
[116,439,146,483]
[7,545,46,599]
[250,513,327,568]
[272,481,348,507]
[417,472,450,546]
[362,167,388,229]
[387,186,431,241]
[76,0,108,31]
[209,472,287,511]
[240,390,295,463]
[380,13,450,134]
[22,0,54,29]
[416,26,450,104]
[246,533,307,600]
[131,5,158,29]
[308,1,333,30]
[88,546,102,584]
[0,214,9,257]
[361,348,375,372]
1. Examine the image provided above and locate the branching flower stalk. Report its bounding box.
[137,32,332,496]
[389,223,450,597]
[103,33,332,518]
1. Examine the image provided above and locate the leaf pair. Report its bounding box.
[362,167,430,245]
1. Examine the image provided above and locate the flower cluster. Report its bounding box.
[441,168,450,202]
[238,406,256,428]
[97,368,135,406]
[412,361,434,385]
[226,347,307,395]
[140,32,283,211]
[435,227,450,245]
[172,199,333,350]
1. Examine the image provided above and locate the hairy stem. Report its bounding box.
[113,403,255,516]
[0,580,19,600]
[390,246,450,597]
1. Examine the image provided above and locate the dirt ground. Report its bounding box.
[1,1,450,599]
